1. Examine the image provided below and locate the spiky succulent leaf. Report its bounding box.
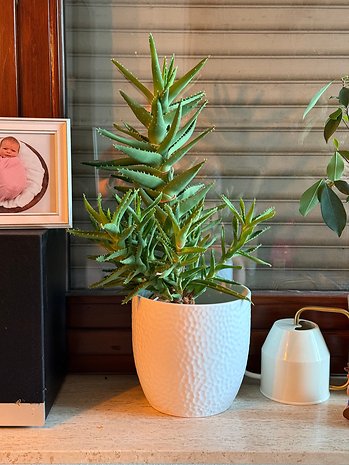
[157,102,182,154]
[148,96,167,144]
[114,144,163,166]
[111,59,153,103]
[169,57,208,103]
[83,158,136,170]
[119,90,152,128]
[177,183,213,217]
[113,123,149,142]
[97,127,153,150]
[162,127,214,170]
[117,167,165,189]
[161,161,205,197]
[149,33,164,94]
[164,92,204,125]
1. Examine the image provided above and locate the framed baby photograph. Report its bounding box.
[0,118,72,228]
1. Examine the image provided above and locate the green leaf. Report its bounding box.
[221,195,244,223]
[111,59,153,103]
[324,110,342,143]
[157,102,182,154]
[96,249,128,262]
[113,123,149,142]
[122,282,150,304]
[338,86,349,107]
[67,229,110,241]
[165,92,204,125]
[162,161,205,197]
[117,168,165,189]
[83,157,136,170]
[149,33,164,94]
[111,189,137,226]
[90,266,129,288]
[177,184,205,201]
[177,183,213,217]
[338,150,349,162]
[299,179,324,216]
[221,225,226,256]
[334,180,349,195]
[102,223,119,235]
[114,144,163,167]
[119,90,152,128]
[327,151,345,181]
[237,250,271,267]
[320,184,347,236]
[177,246,206,255]
[148,96,167,144]
[82,195,103,225]
[163,127,214,170]
[192,279,250,301]
[303,81,333,119]
[97,128,152,150]
[170,101,207,149]
[328,108,342,120]
[169,57,208,104]
[250,206,275,225]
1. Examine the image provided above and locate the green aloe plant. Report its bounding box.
[301,77,349,236]
[69,34,275,304]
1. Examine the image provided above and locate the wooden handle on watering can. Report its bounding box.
[294,306,349,391]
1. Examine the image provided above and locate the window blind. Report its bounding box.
[65,0,349,292]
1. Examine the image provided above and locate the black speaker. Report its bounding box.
[0,229,67,426]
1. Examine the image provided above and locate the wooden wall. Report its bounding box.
[0,0,65,118]
[67,292,349,375]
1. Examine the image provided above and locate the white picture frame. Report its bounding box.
[0,118,72,228]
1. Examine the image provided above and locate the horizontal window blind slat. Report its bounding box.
[71,153,333,177]
[66,55,349,80]
[66,31,349,56]
[72,174,333,200]
[69,104,335,129]
[67,80,339,106]
[69,127,342,153]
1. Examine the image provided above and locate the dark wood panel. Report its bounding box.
[66,292,349,375]
[67,294,131,328]
[0,0,18,116]
[16,0,65,117]
[48,0,65,117]
[68,329,132,355]
[68,354,136,374]
[251,291,349,329]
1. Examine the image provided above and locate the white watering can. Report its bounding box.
[254,306,349,406]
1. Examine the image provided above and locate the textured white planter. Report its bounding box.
[132,287,251,417]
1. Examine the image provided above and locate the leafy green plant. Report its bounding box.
[301,77,349,236]
[69,34,275,304]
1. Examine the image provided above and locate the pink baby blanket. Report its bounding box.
[0,157,27,201]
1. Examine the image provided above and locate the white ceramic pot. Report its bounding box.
[132,287,251,417]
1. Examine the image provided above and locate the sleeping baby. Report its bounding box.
[0,136,27,201]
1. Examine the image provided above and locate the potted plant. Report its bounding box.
[300,77,349,236]
[69,34,275,417]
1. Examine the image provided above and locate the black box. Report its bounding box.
[0,229,67,426]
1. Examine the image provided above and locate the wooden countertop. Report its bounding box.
[0,375,348,464]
